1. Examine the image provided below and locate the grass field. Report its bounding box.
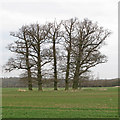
[2,87,118,118]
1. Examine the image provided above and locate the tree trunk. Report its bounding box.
[38,66,42,91]
[79,78,82,89]
[72,79,79,89]
[72,41,82,90]
[65,79,69,90]
[72,63,79,89]
[37,42,42,91]
[27,69,32,90]
[65,50,70,90]
[65,30,72,90]
[24,36,32,91]
[38,76,42,91]
[53,37,58,90]
[26,54,32,90]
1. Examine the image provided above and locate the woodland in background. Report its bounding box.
[4,17,111,91]
[2,77,119,88]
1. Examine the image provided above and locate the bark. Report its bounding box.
[53,36,58,90]
[27,68,32,90]
[63,18,77,90]
[72,37,82,90]
[37,40,42,91]
[24,33,32,90]
[65,39,71,90]
[72,61,80,89]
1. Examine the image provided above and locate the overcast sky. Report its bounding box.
[0,0,118,79]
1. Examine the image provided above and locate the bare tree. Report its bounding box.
[4,26,33,90]
[47,20,62,90]
[4,18,111,91]
[62,18,78,90]
[72,18,111,89]
[26,23,50,91]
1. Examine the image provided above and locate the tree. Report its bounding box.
[4,18,111,91]
[26,23,50,91]
[47,20,62,90]
[5,26,33,90]
[72,18,111,89]
[62,18,78,90]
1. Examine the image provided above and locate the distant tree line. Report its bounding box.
[2,78,119,88]
[4,18,111,91]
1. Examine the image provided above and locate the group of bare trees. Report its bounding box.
[4,18,111,91]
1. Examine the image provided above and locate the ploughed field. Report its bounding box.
[2,87,118,118]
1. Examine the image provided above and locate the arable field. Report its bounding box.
[2,87,118,118]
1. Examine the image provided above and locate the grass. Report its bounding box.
[2,87,119,118]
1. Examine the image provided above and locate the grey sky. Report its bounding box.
[0,0,118,79]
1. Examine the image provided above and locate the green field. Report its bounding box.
[2,87,118,118]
